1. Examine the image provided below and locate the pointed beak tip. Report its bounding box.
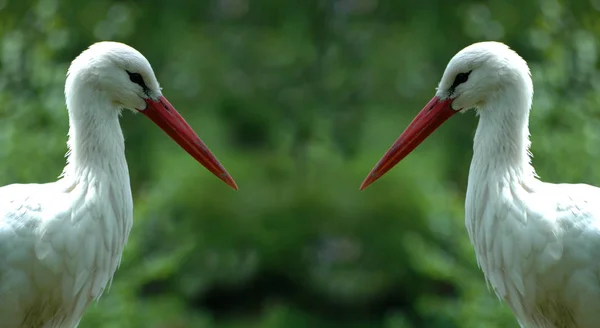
[222,175,239,191]
[359,173,377,191]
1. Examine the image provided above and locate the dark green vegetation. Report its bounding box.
[1,0,599,327]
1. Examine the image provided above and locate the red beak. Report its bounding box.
[141,96,238,190]
[360,96,456,190]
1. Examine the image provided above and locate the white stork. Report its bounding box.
[0,41,238,327]
[360,41,600,328]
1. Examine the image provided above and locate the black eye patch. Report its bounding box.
[450,71,472,94]
[126,70,150,94]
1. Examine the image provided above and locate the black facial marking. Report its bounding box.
[126,70,150,94]
[450,70,472,94]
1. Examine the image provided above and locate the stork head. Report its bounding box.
[436,42,532,112]
[360,41,532,190]
[66,41,161,111]
[66,41,238,190]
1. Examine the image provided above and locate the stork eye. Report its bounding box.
[450,71,471,91]
[126,71,149,91]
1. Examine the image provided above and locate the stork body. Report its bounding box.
[361,42,600,327]
[0,42,237,328]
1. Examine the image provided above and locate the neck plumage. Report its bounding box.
[59,80,133,231]
[58,80,134,292]
[464,82,539,262]
[469,85,537,184]
[61,85,129,183]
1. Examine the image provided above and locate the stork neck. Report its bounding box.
[471,89,536,183]
[59,82,134,281]
[62,86,128,182]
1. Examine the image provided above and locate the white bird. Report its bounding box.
[0,41,238,328]
[360,41,600,328]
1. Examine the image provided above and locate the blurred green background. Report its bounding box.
[1,0,600,327]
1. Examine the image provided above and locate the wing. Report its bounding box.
[0,180,113,327]
[539,183,600,327]
[0,182,69,327]
[484,181,600,327]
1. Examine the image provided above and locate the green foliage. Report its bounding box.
[1,0,599,327]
